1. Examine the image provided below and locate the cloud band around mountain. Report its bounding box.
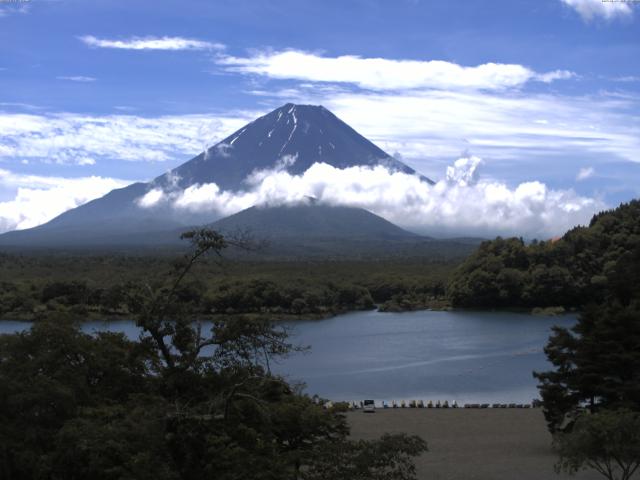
[136,158,603,239]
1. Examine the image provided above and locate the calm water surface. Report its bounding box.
[0,310,575,404]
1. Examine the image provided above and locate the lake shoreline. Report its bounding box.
[0,303,577,323]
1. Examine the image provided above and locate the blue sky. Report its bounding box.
[0,0,639,236]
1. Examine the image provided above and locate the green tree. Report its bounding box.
[304,433,428,480]
[534,301,640,432]
[0,318,152,479]
[555,409,640,480]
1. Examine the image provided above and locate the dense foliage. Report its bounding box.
[449,200,640,309]
[554,409,640,480]
[532,239,640,432]
[0,255,453,321]
[514,202,640,478]
[0,230,427,480]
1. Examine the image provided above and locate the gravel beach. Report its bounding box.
[347,408,602,480]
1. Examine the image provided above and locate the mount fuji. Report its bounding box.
[0,103,434,249]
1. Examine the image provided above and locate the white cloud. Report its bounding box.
[304,89,640,176]
[79,35,225,51]
[445,156,482,187]
[576,166,595,181]
[535,70,576,83]
[136,188,164,208]
[613,76,640,82]
[0,4,30,17]
[137,159,603,238]
[218,50,575,91]
[0,112,253,165]
[56,76,97,82]
[0,101,42,110]
[560,0,634,22]
[113,106,138,113]
[0,169,129,233]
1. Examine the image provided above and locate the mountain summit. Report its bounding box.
[157,103,431,191]
[0,103,432,248]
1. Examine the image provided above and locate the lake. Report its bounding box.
[0,310,575,404]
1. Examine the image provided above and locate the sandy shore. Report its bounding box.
[347,408,601,480]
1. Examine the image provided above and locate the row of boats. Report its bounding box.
[334,400,537,410]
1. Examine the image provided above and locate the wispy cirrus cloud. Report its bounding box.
[0,3,30,18]
[56,76,97,82]
[559,0,634,22]
[535,70,576,83]
[0,112,253,166]
[0,169,130,233]
[217,50,576,91]
[79,35,225,51]
[613,76,640,82]
[0,102,42,110]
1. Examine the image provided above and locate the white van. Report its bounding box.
[363,399,375,413]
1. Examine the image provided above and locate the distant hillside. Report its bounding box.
[206,203,478,260]
[0,202,480,260]
[210,203,417,239]
[448,199,640,308]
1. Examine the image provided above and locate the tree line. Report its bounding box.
[0,257,451,321]
[448,200,640,309]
